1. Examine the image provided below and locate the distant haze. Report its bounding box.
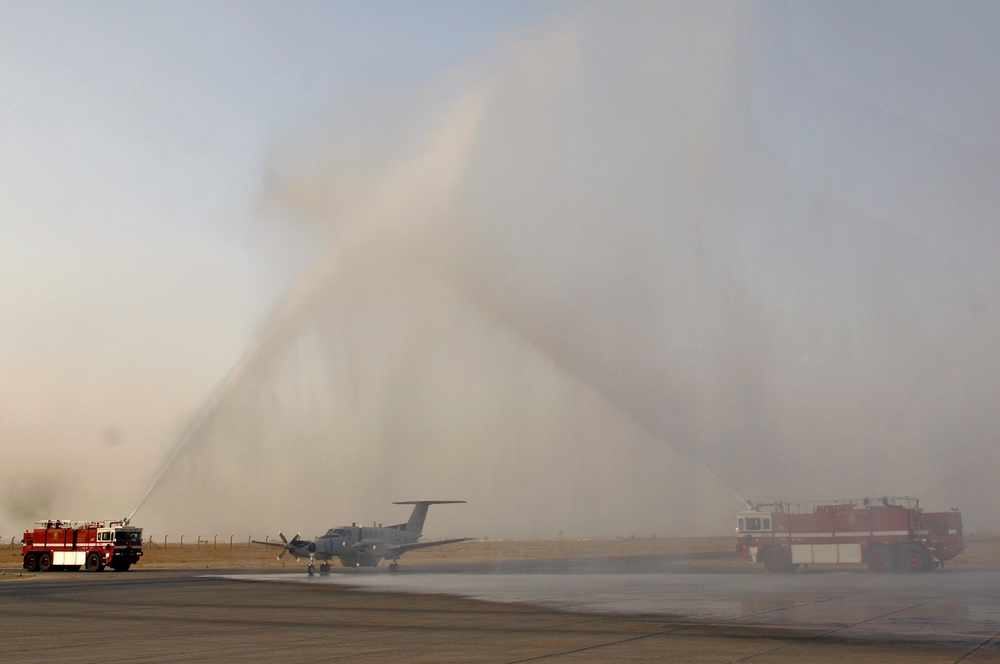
[3,3,998,540]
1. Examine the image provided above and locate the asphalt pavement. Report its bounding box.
[1,564,998,663]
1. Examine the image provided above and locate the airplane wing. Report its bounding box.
[388,537,473,557]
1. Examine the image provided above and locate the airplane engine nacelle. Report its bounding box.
[307,539,333,557]
[355,539,387,566]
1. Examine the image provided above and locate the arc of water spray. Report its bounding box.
[437,270,748,507]
[128,68,747,519]
[129,241,746,525]
[128,88,490,522]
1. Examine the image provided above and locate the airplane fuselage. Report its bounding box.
[305,524,417,567]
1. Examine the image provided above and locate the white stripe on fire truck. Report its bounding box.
[758,530,918,538]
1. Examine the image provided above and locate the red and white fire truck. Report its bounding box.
[22,519,143,573]
[736,497,963,573]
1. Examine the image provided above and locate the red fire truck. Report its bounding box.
[22,519,143,572]
[736,497,963,573]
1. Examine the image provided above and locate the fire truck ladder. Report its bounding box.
[915,514,945,561]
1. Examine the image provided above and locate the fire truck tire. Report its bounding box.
[38,552,53,572]
[865,544,898,572]
[898,544,931,572]
[762,547,795,573]
[85,553,102,572]
[24,554,39,572]
[110,563,131,572]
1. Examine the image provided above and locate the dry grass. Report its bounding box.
[3,534,998,574]
[947,532,1000,568]
[0,536,736,572]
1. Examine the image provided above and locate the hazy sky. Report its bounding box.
[2,1,998,540]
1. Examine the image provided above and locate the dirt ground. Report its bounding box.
[3,533,999,573]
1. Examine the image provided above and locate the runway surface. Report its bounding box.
[233,567,1000,652]
[236,568,1000,643]
[2,563,999,662]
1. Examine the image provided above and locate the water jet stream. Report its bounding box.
[437,269,748,507]
[129,88,489,521]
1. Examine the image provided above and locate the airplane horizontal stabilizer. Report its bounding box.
[392,500,467,505]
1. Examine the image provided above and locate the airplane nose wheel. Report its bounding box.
[388,563,399,572]
[307,564,316,576]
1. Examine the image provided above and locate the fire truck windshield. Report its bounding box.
[739,517,771,532]
[115,531,142,544]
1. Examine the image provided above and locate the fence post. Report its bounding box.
[164,535,168,548]
[180,535,184,550]
[197,535,200,551]
[229,535,234,551]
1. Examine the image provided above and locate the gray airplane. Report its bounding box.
[254,500,470,575]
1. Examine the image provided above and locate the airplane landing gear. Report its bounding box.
[388,562,399,572]
[307,564,315,576]
[320,563,331,575]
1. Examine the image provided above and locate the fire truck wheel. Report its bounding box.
[898,544,931,573]
[762,547,795,573]
[865,544,897,572]
[23,554,39,572]
[110,563,131,572]
[38,552,53,572]
[85,553,102,572]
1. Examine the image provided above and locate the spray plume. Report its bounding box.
[129,88,490,521]
[133,4,1000,536]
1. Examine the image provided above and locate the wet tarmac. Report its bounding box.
[232,567,1000,654]
[3,563,999,662]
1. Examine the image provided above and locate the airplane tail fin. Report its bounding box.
[393,500,465,537]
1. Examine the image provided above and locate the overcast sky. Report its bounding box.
[2,2,998,539]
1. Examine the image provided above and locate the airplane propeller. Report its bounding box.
[277,532,303,559]
[251,532,311,562]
